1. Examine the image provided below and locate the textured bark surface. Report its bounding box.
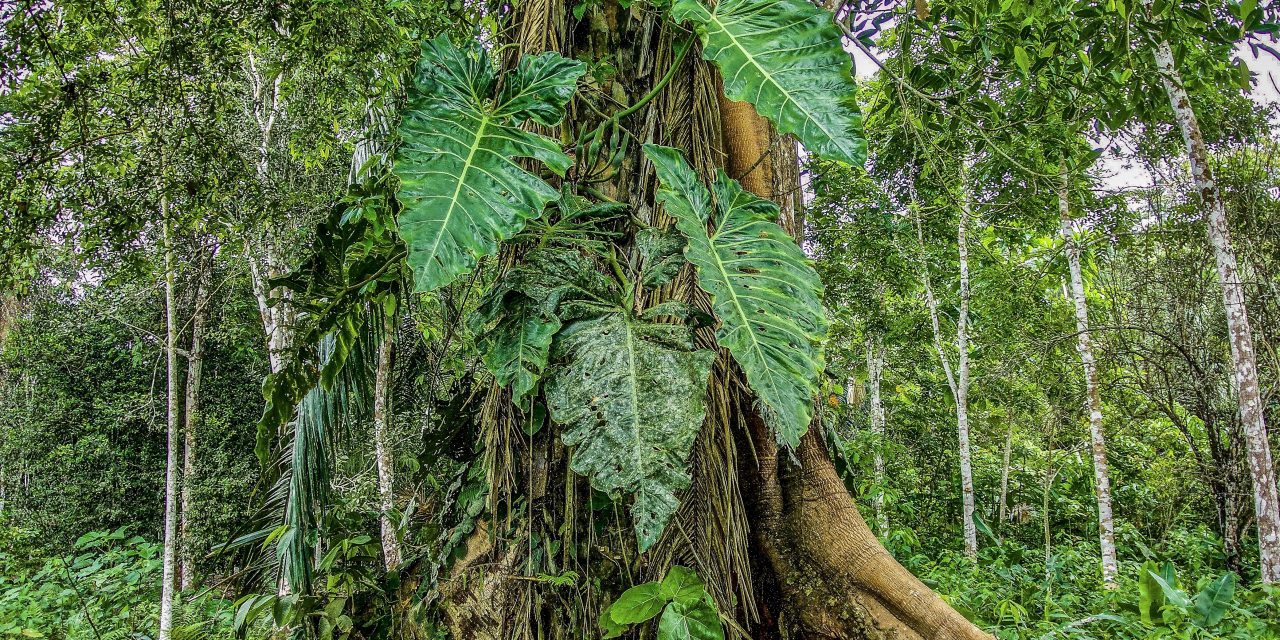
[1152,37,1280,582]
[1058,166,1118,587]
[373,317,402,570]
[722,100,990,639]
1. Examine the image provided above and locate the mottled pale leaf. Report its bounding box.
[645,144,825,447]
[394,36,585,292]
[545,312,714,551]
[471,291,559,402]
[469,249,612,401]
[637,228,687,287]
[672,0,866,165]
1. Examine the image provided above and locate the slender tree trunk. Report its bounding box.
[245,55,294,375]
[866,334,889,536]
[1151,36,1280,582]
[914,185,978,559]
[955,185,976,559]
[179,247,213,590]
[1059,164,1119,587]
[373,313,402,570]
[997,418,1012,539]
[159,190,180,640]
[1042,405,1058,596]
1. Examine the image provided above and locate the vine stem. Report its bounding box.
[576,37,694,151]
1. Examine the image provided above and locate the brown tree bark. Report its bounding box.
[721,98,989,639]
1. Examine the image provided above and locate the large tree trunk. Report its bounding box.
[373,313,402,570]
[179,243,214,590]
[1151,36,1280,582]
[719,96,988,637]
[159,190,180,640]
[437,4,991,637]
[1058,164,1118,587]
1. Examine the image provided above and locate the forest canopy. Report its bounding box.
[2,0,1280,639]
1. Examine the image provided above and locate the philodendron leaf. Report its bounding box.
[637,228,688,287]
[671,0,866,165]
[645,144,825,448]
[545,311,714,551]
[469,248,614,402]
[470,287,559,403]
[394,36,585,292]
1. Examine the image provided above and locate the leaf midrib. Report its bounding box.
[702,225,775,397]
[424,114,490,273]
[622,317,644,477]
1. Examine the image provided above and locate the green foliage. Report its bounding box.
[672,0,866,165]
[0,529,257,640]
[646,144,825,447]
[546,307,714,552]
[604,566,725,640]
[394,36,585,292]
[906,539,1280,639]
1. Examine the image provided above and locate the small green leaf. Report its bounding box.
[659,566,707,604]
[658,595,724,640]
[1013,45,1030,76]
[1148,567,1192,609]
[610,583,667,624]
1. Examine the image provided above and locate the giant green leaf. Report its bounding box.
[645,144,825,448]
[671,0,866,165]
[545,311,714,551]
[394,36,585,292]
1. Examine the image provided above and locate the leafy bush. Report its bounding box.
[902,535,1280,639]
[0,528,255,640]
